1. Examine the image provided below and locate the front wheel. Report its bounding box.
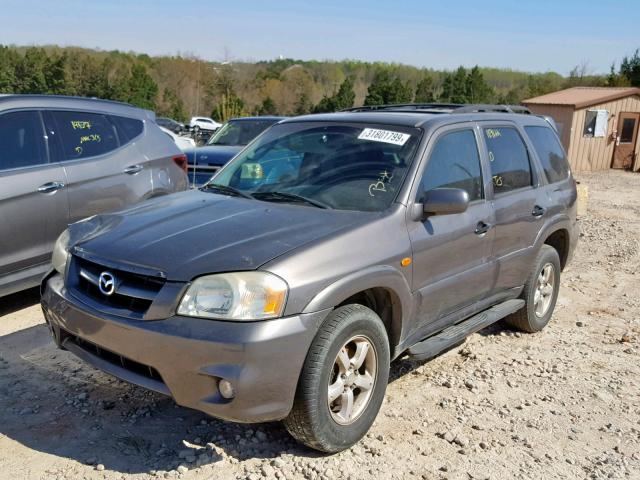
[284,304,390,452]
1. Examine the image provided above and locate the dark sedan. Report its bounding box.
[156,117,185,134]
[185,116,284,186]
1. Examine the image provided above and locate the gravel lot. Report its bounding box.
[1,170,639,480]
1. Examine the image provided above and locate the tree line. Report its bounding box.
[0,44,638,123]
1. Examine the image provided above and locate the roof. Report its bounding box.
[281,110,552,130]
[0,94,151,119]
[523,87,640,109]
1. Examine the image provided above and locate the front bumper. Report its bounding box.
[41,273,330,423]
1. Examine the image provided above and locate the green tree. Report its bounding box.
[620,49,640,86]
[127,64,158,109]
[465,66,494,103]
[257,96,278,115]
[14,47,48,93]
[414,75,436,103]
[212,94,245,122]
[294,92,311,115]
[45,52,68,95]
[313,76,356,112]
[364,70,413,105]
[0,45,18,93]
[440,66,468,103]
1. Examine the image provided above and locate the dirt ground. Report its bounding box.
[1,170,639,480]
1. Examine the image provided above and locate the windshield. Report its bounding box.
[207,119,278,146]
[210,122,422,212]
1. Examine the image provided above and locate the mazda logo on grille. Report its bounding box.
[98,271,116,296]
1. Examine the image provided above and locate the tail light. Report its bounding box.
[173,154,188,174]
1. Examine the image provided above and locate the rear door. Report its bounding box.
[44,110,152,223]
[408,126,496,325]
[478,123,547,293]
[0,110,69,278]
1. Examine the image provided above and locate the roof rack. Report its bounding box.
[342,103,532,115]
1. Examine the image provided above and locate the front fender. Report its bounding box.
[302,265,415,355]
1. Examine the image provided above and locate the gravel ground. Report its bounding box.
[1,170,639,480]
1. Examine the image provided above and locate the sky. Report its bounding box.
[1,0,638,75]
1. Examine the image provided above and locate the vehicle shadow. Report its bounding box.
[0,324,322,475]
[388,320,519,382]
[0,287,41,316]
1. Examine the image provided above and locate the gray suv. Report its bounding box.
[0,95,188,297]
[41,104,577,452]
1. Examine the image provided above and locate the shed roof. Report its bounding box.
[522,87,640,109]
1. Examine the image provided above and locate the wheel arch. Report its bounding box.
[302,266,414,359]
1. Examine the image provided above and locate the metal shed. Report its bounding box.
[523,87,640,172]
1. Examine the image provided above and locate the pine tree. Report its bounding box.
[620,49,640,87]
[465,66,494,103]
[414,75,435,103]
[127,64,158,110]
[257,97,277,115]
[0,46,18,93]
[313,77,355,113]
[364,70,413,106]
[14,47,48,93]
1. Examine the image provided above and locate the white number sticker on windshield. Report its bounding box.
[358,128,410,146]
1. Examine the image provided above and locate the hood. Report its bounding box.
[70,190,373,281]
[184,145,243,167]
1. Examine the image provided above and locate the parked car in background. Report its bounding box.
[159,126,196,151]
[42,104,577,452]
[185,116,284,186]
[0,95,188,297]
[189,116,222,132]
[156,117,185,134]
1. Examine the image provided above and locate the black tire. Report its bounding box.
[506,244,561,333]
[284,304,390,453]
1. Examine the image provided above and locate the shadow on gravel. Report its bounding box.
[387,320,519,383]
[0,287,41,316]
[0,324,321,475]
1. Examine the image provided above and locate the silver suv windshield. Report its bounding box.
[209,122,422,212]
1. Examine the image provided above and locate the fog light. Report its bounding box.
[218,379,236,399]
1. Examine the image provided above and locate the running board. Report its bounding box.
[407,299,525,361]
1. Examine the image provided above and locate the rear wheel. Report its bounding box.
[284,304,390,452]
[506,245,561,332]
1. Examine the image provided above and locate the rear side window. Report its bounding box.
[421,130,483,201]
[111,115,144,142]
[525,126,569,183]
[484,127,532,194]
[50,111,119,161]
[0,111,48,171]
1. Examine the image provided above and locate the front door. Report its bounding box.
[612,112,639,169]
[408,127,495,328]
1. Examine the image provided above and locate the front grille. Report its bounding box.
[60,328,164,383]
[71,255,165,317]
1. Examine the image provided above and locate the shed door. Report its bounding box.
[612,112,639,169]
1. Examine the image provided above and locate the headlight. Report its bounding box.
[177,272,288,321]
[51,229,71,276]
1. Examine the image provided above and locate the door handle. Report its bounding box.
[532,205,546,217]
[474,221,493,235]
[37,181,65,193]
[124,164,143,175]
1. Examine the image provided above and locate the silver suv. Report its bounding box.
[0,95,188,297]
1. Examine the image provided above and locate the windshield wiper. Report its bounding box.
[252,191,330,209]
[200,183,253,199]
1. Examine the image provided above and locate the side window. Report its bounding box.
[0,111,48,171]
[524,126,569,183]
[420,129,483,201]
[110,115,144,143]
[484,127,532,194]
[50,111,119,161]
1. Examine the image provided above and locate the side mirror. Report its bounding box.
[422,188,469,216]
